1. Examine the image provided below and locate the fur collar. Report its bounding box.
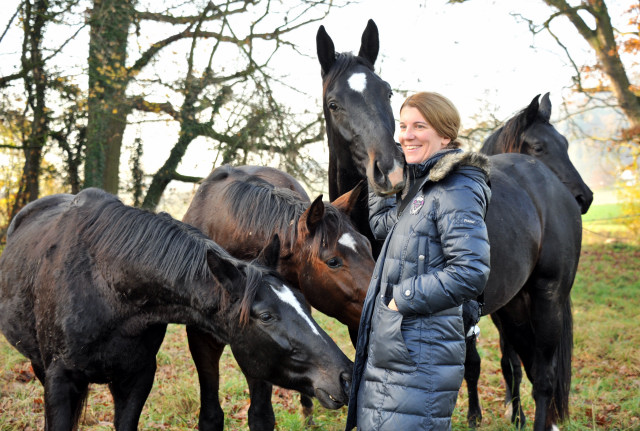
[429,151,491,182]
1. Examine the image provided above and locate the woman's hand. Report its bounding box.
[388,298,398,311]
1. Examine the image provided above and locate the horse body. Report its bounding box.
[0,188,352,431]
[183,165,373,430]
[317,20,589,431]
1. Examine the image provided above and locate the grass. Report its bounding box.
[581,202,638,245]
[1,239,639,430]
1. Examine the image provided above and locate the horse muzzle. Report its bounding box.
[367,157,405,197]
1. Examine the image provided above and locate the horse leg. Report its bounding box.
[464,334,482,428]
[300,393,315,425]
[529,294,573,431]
[109,362,157,431]
[187,325,225,431]
[245,376,276,431]
[43,362,89,431]
[491,314,526,428]
[32,361,46,385]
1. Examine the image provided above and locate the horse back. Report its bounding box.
[235,165,310,201]
[0,193,76,364]
[183,165,298,260]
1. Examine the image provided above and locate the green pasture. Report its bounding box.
[1,221,638,430]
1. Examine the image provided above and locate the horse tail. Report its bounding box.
[71,385,90,429]
[553,296,573,422]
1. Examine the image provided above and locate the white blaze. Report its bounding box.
[338,233,358,252]
[272,284,320,336]
[348,73,367,93]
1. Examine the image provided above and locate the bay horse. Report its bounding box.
[183,165,374,431]
[0,187,352,431]
[317,20,591,431]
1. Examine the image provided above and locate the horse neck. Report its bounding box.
[326,124,363,198]
[326,128,381,257]
[113,257,231,337]
[480,129,504,155]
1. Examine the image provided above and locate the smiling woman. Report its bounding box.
[398,92,460,164]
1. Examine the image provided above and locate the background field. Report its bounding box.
[1,204,638,430]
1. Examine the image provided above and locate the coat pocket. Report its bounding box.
[368,295,417,373]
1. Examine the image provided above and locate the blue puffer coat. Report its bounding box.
[345,149,491,431]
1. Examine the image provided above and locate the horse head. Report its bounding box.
[294,185,374,342]
[482,93,594,214]
[317,19,405,198]
[222,235,353,409]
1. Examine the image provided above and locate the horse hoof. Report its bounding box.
[467,414,482,429]
[505,404,513,419]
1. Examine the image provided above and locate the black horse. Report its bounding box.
[317,20,405,258]
[472,93,593,428]
[0,188,352,431]
[317,20,591,431]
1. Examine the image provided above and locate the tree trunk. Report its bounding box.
[544,0,640,129]
[141,129,196,211]
[85,0,135,193]
[11,0,49,219]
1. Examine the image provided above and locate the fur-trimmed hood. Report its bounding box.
[429,151,491,182]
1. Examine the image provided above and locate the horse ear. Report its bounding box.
[539,92,552,122]
[358,19,379,66]
[299,195,325,236]
[256,234,280,269]
[317,25,336,75]
[331,180,366,215]
[206,249,243,287]
[525,94,541,125]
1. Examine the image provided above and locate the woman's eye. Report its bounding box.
[326,257,343,269]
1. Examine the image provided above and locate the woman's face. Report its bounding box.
[398,106,451,164]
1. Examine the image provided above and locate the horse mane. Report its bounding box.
[74,188,259,324]
[222,178,350,259]
[322,52,374,95]
[495,108,543,153]
[495,106,549,153]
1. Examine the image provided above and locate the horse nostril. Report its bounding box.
[373,160,385,185]
[576,194,592,215]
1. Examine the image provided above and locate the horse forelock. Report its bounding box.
[235,261,263,326]
[322,53,373,98]
[307,204,351,260]
[76,192,215,287]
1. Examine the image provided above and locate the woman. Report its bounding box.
[345,92,491,430]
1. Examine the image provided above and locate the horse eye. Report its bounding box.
[259,312,274,323]
[531,145,544,155]
[388,91,393,100]
[328,101,339,111]
[325,257,343,269]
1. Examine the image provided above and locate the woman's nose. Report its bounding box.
[404,128,414,139]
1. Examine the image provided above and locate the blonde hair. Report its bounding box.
[400,92,461,148]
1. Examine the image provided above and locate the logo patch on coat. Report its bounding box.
[410,195,425,215]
